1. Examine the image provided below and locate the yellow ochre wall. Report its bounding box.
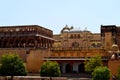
[0,48,51,73]
[26,49,50,72]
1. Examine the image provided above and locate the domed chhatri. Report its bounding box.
[61,24,70,33]
[109,44,120,59]
[61,25,91,33]
[111,44,119,51]
[69,27,82,32]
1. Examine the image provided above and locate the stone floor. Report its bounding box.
[28,73,92,80]
[62,73,92,80]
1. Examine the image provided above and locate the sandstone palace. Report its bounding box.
[0,25,120,76]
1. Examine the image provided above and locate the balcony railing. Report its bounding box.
[51,47,105,52]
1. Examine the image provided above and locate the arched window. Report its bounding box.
[70,34,73,38]
[91,43,96,48]
[74,34,77,38]
[72,42,79,47]
[78,34,80,38]
[78,63,85,73]
[65,64,71,73]
[97,43,101,47]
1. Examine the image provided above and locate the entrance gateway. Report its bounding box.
[44,57,85,74]
[61,62,85,73]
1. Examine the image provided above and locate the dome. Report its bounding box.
[70,26,74,29]
[111,44,119,51]
[61,25,70,33]
[63,29,69,32]
[63,24,69,30]
[83,27,91,33]
[69,27,82,32]
[112,44,118,48]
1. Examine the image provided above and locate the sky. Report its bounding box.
[0,0,120,34]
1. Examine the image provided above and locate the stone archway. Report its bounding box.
[26,38,35,47]
[65,63,71,73]
[72,42,79,47]
[14,38,21,47]
[78,63,85,73]
[20,38,27,47]
[60,65,62,73]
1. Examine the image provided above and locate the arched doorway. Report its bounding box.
[78,63,85,73]
[65,64,71,73]
[72,42,79,48]
[60,65,62,73]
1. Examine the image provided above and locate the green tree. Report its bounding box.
[84,55,103,73]
[0,53,27,80]
[92,66,110,80]
[40,61,61,77]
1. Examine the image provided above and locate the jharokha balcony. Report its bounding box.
[0,25,54,48]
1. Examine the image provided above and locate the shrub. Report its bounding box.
[92,66,110,80]
[0,53,27,76]
[40,61,61,77]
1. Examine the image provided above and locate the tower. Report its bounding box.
[101,25,117,50]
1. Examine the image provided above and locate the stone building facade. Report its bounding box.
[53,25,101,49]
[0,25,53,48]
[101,25,120,78]
[46,25,108,74]
[101,25,120,50]
[47,25,120,74]
[0,25,54,72]
[0,24,120,76]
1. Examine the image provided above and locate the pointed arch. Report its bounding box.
[65,63,71,73]
[78,63,85,73]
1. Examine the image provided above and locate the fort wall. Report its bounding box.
[26,49,50,72]
[0,48,27,61]
[108,60,120,76]
[0,48,51,73]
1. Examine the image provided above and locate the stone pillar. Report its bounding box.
[1,38,3,48]
[47,40,49,48]
[62,62,66,73]
[70,61,73,73]
[73,62,80,73]
[35,40,37,48]
[50,41,53,48]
